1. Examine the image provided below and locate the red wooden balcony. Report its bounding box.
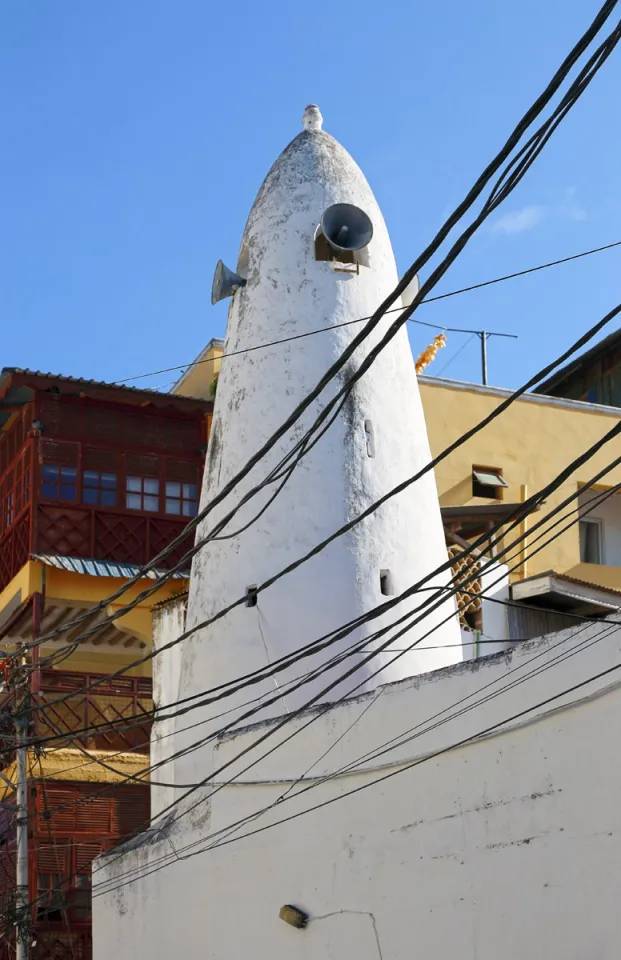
[0,669,153,762]
[0,377,211,593]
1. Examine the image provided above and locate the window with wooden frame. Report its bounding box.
[165,460,200,517]
[72,873,92,919]
[125,454,160,513]
[40,440,79,503]
[41,464,78,502]
[35,436,203,519]
[165,481,198,517]
[83,470,117,507]
[36,873,67,921]
[82,447,118,508]
[126,475,159,512]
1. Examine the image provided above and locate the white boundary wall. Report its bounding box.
[95,618,621,959]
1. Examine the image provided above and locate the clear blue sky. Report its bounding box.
[1,1,619,391]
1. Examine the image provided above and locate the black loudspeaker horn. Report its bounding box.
[320,203,374,253]
[211,260,247,305]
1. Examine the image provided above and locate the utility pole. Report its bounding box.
[480,331,488,386]
[420,320,517,386]
[472,328,516,385]
[14,709,28,960]
[13,592,42,960]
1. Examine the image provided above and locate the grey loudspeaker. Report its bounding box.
[320,203,374,253]
[211,260,247,305]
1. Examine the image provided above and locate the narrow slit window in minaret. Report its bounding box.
[380,570,394,596]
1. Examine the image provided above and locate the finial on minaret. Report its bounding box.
[302,104,323,132]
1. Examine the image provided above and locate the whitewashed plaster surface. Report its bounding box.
[175,106,460,780]
[150,597,187,819]
[94,619,621,959]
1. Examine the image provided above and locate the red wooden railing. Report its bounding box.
[34,669,153,754]
[0,670,153,761]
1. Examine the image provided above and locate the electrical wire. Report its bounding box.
[1,4,614,920]
[21,335,621,736]
[46,433,621,846]
[8,487,621,913]
[158,615,619,861]
[91,592,621,889]
[113,236,621,388]
[7,549,611,909]
[31,471,621,761]
[190,636,621,862]
[8,2,620,681]
[127,436,621,837]
[12,458,621,832]
[93,611,621,894]
[15,428,621,808]
[9,467,619,834]
[434,333,477,377]
[19,284,621,706]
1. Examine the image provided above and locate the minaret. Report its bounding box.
[175,106,461,770]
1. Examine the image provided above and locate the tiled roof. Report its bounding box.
[515,569,621,599]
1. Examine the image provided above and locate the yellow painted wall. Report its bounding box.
[173,339,224,401]
[0,561,188,679]
[419,378,621,588]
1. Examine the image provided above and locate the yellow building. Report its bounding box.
[176,338,621,633]
[0,367,211,958]
[418,374,621,593]
[172,337,224,401]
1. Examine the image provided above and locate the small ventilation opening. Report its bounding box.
[315,231,356,264]
[245,585,258,608]
[380,570,394,596]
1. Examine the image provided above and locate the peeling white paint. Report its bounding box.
[171,106,460,783]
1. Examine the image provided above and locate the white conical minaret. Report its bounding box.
[175,107,460,772]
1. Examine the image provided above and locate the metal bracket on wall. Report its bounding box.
[332,259,359,275]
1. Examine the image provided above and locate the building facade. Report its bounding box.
[91,106,621,960]
[178,344,621,640]
[535,326,621,407]
[0,368,211,960]
[419,374,621,634]
[95,620,621,960]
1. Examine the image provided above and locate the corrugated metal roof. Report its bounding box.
[534,326,621,395]
[516,569,621,597]
[32,554,189,580]
[1,367,210,405]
